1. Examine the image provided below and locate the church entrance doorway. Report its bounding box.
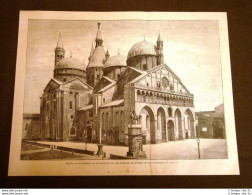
[168,120,175,141]
[140,106,155,144]
[87,126,92,141]
[108,131,115,145]
[212,121,224,138]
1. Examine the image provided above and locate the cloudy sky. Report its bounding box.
[24,19,223,113]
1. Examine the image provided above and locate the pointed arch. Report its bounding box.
[184,109,195,139]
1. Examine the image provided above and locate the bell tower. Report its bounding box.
[157,32,164,65]
[55,32,65,66]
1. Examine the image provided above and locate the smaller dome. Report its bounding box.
[87,46,105,68]
[127,41,157,60]
[105,54,127,68]
[56,57,84,70]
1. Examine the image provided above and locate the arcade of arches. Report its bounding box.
[139,105,196,144]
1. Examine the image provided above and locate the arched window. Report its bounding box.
[63,78,67,82]
[69,101,73,109]
[143,64,147,70]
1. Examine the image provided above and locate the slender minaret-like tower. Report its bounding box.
[157,32,164,65]
[54,33,65,66]
[105,49,110,61]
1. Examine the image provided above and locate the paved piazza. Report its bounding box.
[37,139,228,160]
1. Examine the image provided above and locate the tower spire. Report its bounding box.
[157,32,164,65]
[157,31,162,42]
[95,22,103,47]
[56,32,64,48]
[54,32,65,67]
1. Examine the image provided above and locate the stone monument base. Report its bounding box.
[126,124,147,159]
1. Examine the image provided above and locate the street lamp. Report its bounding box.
[196,125,201,159]
[197,138,200,159]
[97,124,104,157]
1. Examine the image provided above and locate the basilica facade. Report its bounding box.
[40,23,196,145]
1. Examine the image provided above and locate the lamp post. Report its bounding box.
[196,125,201,159]
[197,138,200,159]
[97,122,104,156]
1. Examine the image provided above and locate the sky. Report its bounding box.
[24,19,223,113]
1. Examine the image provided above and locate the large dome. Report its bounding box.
[127,41,157,60]
[105,54,127,68]
[55,57,84,70]
[87,46,106,68]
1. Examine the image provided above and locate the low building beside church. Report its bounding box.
[38,22,196,145]
[22,114,41,140]
[196,103,226,139]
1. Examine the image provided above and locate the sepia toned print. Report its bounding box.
[9,11,239,175]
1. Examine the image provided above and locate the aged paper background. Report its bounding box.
[8,11,239,176]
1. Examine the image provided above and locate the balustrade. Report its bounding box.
[135,83,194,97]
[136,95,194,107]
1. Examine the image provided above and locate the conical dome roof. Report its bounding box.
[56,33,64,48]
[87,46,105,68]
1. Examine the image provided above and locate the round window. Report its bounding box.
[161,77,169,88]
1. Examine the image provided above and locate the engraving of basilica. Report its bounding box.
[40,23,196,145]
